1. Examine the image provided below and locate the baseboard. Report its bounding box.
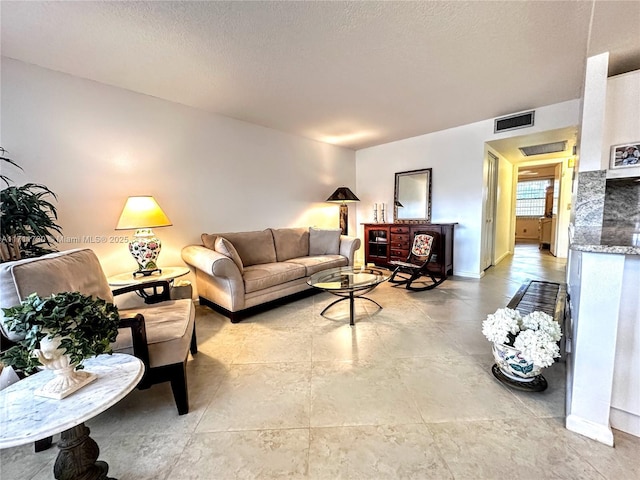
[454,270,483,279]
[610,407,640,437]
[566,414,615,446]
[495,251,512,264]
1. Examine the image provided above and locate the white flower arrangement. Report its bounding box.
[482,308,562,369]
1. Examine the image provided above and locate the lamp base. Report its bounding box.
[133,268,162,278]
[339,204,348,235]
[129,228,162,273]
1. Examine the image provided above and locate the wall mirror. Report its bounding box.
[394,168,432,222]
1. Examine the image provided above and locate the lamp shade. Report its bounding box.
[326,187,360,203]
[115,196,172,230]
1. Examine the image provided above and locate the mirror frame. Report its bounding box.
[394,168,432,223]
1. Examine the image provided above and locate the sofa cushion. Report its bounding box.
[285,255,348,275]
[215,237,244,273]
[271,227,309,262]
[242,262,306,294]
[204,229,276,267]
[309,228,341,255]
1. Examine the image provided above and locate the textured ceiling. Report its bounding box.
[1,1,639,150]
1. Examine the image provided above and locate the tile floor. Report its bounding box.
[2,243,639,479]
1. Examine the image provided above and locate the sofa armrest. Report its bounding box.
[339,235,362,266]
[181,245,241,279]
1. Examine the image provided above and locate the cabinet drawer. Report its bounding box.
[390,249,409,258]
[390,241,409,249]
[390,233,409,243]
[390,226,410,234]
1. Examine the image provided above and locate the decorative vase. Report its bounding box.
[129,228,161,274]
[33,334,96,399]
[491,342,542,382]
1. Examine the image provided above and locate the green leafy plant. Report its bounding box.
[0,147,62,261]
[1,292,120,374]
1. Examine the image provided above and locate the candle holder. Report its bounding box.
[380,204,386,223]
[373,203,378,223]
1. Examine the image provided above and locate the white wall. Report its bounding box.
[355,100,580,277]
[0,59,356,276]
[604,70,640,179]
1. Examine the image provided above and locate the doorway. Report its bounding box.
[486,126,577,266]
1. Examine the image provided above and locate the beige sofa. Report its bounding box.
[181,227,361,322]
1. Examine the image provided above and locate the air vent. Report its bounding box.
[519,141,567,157]
[494,110,535,133]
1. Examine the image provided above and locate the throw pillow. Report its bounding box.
[215,237,244,273]
[201,233,217,251]
[309,227,341,255]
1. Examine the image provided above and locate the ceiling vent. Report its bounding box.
[494,110,535,133]
[519,141,567,157]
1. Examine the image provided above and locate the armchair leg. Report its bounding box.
[190,325,198,355]
[34,436,52,452]
[169,362,189,415]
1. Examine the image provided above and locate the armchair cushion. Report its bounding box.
[0,249,114,342]
[117,299,195,368]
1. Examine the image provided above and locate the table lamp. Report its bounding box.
[115,196,172,277]
[326,187,359,235]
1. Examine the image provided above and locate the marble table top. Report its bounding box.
[570,224,640,255]
[0,353,144,449]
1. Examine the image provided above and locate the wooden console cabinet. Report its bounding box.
[362,223,456,277]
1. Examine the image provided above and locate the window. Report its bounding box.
[515,179,551,217]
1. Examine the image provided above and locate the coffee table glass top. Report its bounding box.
[308,266,390,291]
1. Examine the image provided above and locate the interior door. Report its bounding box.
[482,153,498,270]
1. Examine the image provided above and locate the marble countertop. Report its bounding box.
[570,224,640,255]
[0,353,144,449]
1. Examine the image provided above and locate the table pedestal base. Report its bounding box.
[54,423,113,480]
[320,294,383,326]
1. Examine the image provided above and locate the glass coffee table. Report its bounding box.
[307,266,390,325]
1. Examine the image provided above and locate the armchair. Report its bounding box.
[0,248,196,415]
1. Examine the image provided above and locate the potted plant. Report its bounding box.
[482,307,562,389]
[0,147,62,262]
[1,292,120,398]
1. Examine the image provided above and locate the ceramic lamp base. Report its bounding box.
[129,228,162,273]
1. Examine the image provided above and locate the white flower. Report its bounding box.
[482,308,562,369]
[482,308,522,344]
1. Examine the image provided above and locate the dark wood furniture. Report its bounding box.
[362,223,456,278]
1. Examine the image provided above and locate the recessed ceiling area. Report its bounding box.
[1,1,639,150]
[488,126,578,165]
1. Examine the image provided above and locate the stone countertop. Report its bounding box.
[570,224,640,255]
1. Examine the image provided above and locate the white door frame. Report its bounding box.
[482,152,499,270]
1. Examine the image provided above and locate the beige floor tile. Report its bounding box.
[0,442,57,480]
[311,322,388,363]
[428,417,606,479]
[196,362,311,432]
[97,433,190,480]
[234,324,313,364]
[168,429,310,479]
[396,356,537,423]
[309,424,454,479]
[376,322,462,358]
[310,361,422,427]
